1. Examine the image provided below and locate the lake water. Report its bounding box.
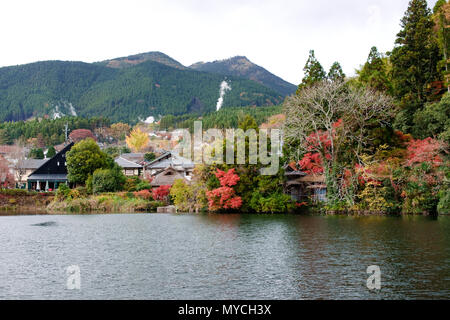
[0,213,449,300]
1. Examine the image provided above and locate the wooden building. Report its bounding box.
[150,165,189,187]
[284,163,327,203]
[145,151,194,181]
[114,156,143,177]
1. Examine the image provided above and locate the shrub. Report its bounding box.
[135,179,152,191]
[134,189,152,200]
[92,167,126,193]
[56,184,71,200]
[438,188,450,215]
[123,176,140,192]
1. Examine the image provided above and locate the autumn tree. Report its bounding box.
[206,168,242,211]
[110,122,131,141]
[152,185,171,202]
[284,80,394,205]
[126,127,149,152]
[0,155,14,188]
[69,129,96,143]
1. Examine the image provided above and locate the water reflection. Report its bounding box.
[0,214,449,299]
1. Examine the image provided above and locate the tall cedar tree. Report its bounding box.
[433,0,450,92]
[358,46,393,93]
[390,0,442,131]
[328,62,346,82]
[296,50,327,94]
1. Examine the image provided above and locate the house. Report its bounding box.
[284,163,327,203]
[114,156,143,177]
[27,142,74,191]
[150,165,189,187]
[144,151,194,181]
[120,153,146,165]
[15,158,48,189]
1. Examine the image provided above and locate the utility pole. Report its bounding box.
[64,123,69,145]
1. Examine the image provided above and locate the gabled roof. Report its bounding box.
[150,166,187,187]
[28,142,74,181]
[145,151,194,170]
[120,153,145,164]
[114,156,143,169]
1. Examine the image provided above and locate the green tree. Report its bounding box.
[46,146,56,158]
[413,92,450,141]
[0,129,12,145]
[390,0,443,132]
[144,152,156,162]
[328,62,346,82]
[296,50,327,94]
[357,46,392,93]
[433,0,450,93]
[92,166,126,193]
[28,148,44,159]
[66,138,109,185]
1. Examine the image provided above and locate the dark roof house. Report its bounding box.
[27,142,74,191]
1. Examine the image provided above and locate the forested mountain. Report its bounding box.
[0,57,284,123]
[190,56,297,96]
[96,51,186,70]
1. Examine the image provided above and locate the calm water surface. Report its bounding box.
[0,213,449,299]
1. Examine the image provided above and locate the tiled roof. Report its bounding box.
[18,159,48,169]
[146,152,194,170]
[115,156,143,168]
[27,174,68,181]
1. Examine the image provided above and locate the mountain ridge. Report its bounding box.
[0,52,294,124]
[189,56,297,96]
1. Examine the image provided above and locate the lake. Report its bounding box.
[0,213,449,299]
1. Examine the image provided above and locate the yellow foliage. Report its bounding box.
[126,128,149,152]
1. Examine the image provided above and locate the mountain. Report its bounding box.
[0,56,284,123]
[97,51,186,70]
[190,56,297,96]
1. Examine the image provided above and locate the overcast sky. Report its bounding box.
[0,0,439,85]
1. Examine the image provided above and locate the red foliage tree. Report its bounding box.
[0,156,15,188]
[405,137,443,168]
[152,185,171,201]
[206,168,242,211]
[298,119,340,174]
[69,129,96,143]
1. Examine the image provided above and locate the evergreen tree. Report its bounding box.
[0,129,12,145]
[296,50,327,94]
[47,146,56,158]
[328,62,346,82]
[29,148,44,159]
[390,0,443,132]
[358,46,393,93]
[433,0,450,93]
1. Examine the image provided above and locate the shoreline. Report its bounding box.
[0,190,444,216]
